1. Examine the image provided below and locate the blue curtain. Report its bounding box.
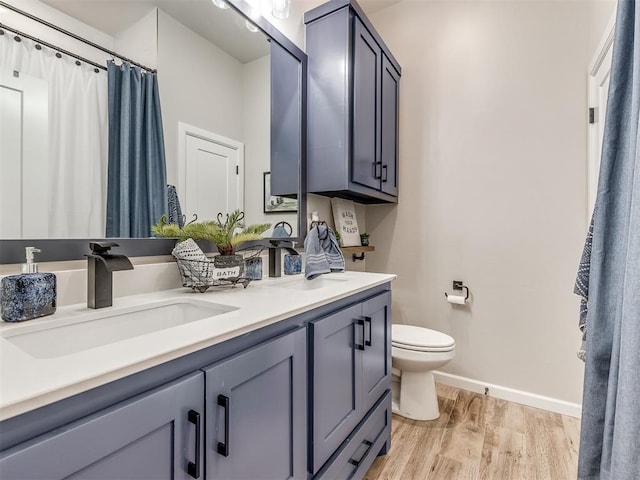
[579,1,640,478]
[106,61,167,237]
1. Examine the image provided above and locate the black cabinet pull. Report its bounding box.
[217,394,230,457]
[348,440,374,468]
[382,165,388,183]
[187,409,201,478]
[372,161,382,179]
[355,319,366,350]
[364,316,372,347]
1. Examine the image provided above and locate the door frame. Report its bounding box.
[587,12,616,221]
[177,122,245,217]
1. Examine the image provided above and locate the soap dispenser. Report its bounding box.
[1,247,57,322]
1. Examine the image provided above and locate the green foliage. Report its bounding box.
[151,210,270,255]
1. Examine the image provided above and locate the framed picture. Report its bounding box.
[263,172,298,213]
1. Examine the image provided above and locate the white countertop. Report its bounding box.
[0,271,395,421]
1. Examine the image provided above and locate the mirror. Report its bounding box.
[0,0,306,262]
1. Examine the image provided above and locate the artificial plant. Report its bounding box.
[152,210,270,255]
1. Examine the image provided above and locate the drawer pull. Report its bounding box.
[364,316,372,347]
[348,439,374,468]
[355,319,366,350]
[217,394,230,457]
[187,410,201,478]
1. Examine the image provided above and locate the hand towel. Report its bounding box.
[304,226,330,279]
[573,213,594,362]
[323,226,345,272]
[172,238,213,283]
[167,185,184,227]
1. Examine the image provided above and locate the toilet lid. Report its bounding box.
[392,324,455,351]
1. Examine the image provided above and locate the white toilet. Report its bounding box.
[391,324,455,421]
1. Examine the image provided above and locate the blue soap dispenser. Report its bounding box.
[1,247,57,322]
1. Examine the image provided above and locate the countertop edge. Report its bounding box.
[0,273,396,421]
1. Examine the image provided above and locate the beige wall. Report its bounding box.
[363,0,615,404]
[157,10,244,188]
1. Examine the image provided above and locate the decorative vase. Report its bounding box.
[360,236,369,246]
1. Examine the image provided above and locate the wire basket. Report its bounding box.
[174,247,263,293]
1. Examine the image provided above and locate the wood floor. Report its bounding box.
[365,384,580,480]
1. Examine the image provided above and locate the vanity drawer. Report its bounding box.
[315,390,391,480]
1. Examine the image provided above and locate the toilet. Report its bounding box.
[391,324,455,421]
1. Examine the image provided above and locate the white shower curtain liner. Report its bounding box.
[1,33,108,238]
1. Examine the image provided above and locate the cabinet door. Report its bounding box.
[352,17,382,191]
[380,55,399,196]
[270,41,302,197]
[360,292,392,413]
[310,303,363,474]
[0,372,204,480]
[205,328,306,480]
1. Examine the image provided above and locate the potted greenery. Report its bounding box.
[360,232,370,246]
[152,210,270,264]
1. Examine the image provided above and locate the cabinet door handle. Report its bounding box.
[187,409,201,478]
[348,439,374,468]
[355,319,366,351]
[217,394,230,457]
[364,316,372,347]
[372,161,382,179]
[382,165,388,183]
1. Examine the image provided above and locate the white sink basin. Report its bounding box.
[2,299,236,359]
[269,275,353,291]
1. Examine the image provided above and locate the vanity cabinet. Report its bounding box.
[309,291,391,476]
[0,328,306,480]
[204,327,306,480]
[0,372,205,480]
[0,283,392,480]
[305,0,401,204]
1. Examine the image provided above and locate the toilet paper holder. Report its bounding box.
[444,280,469,301]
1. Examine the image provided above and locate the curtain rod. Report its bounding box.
[0,0,156,73]
[0,23,106,72]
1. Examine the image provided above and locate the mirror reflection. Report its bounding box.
[0,0,299,240]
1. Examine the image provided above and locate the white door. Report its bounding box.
[0,68,49,238]
[587,14,615,219]
[180,125,244,223]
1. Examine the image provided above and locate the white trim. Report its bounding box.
[177,122,245,214]
[589,12,616,77]
[587,11,616,221]
[433,371,582,418]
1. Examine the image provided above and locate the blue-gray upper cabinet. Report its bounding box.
[0,372,204,480]
[309,291,391,474]
[270,41,302,198]
[203,327,306,480]
[305,0,401,204]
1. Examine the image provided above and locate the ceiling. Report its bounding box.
[40,0,403,63]
[41,0,271,63]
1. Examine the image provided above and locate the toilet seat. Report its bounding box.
[392,324,455,352]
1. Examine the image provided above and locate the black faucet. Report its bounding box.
[87,242,134,309]
[267,240,299,277]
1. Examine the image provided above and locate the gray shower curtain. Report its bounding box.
[106,61,167,237]
[579,1,640,478]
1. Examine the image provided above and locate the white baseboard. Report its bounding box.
[433,371,582,418]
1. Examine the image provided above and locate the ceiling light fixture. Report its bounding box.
[245,20,259,33]
[271,0,291,19]
[212,0,291,23]
[212,0,230,10]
